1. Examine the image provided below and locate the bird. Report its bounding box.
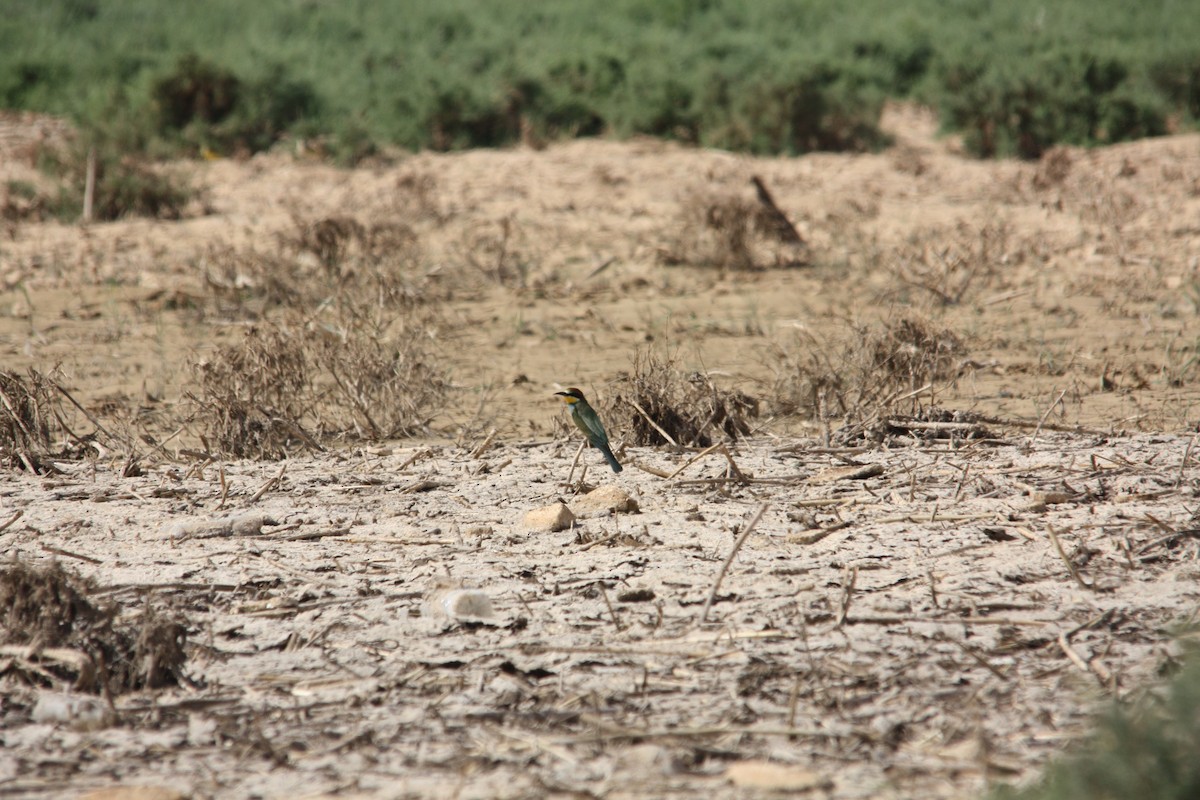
[555,387,623,473]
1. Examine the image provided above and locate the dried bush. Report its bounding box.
[455,215,537,289]
[609,349,759,448]
[1033,146,1075,189]
[311,320,449,440]
[1,179,49,224]
[0,368,75,472]
[190,325,314,459]
[0,559,187,694]
[189,312,448,457]
[203,213,428,317]
[990,654,1200,800]
[38,137,195,222]
[866,316,965,390]
[769,315,967,425]
[887,221,1014,306]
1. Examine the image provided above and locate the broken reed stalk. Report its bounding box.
[471,428,497,458]
[566,441,585,485]
[249,463,287,505]
[666,442,723,480]
[397,448,432,471]
[0,510,23,533]
[836,565,858,627]
[597,581,623,631]
[700,503,769,623]
[1031,387,1068,442]
[1178,434,1197,488]
[1047,525,1092,590]
[1057,632,1111,686]
[750,175,805,246]
[216,465,229,510]
[720,444,749,482]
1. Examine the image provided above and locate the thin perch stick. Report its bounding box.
[471,428,497,459]
[700,503,769,623]
[1031,387,1068,442]
[566,441,585,484]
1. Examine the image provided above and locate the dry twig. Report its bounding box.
[700,503,769,623]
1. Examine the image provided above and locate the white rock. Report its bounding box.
[522,502,575,532]
[571,485,639,518]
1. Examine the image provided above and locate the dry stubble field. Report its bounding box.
[2,105,1200,799]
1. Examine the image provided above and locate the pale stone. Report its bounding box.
[522,502,575,532]
[571,485,639,518]
[726,760,828,791]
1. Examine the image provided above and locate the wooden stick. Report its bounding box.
[666,442,722,480]
[216,464,229,511]
[700,503,769,623]
[1031,387,1069,442]
[597,582,623,631]
[844,615,1048,626]
[1178,434,1197,488]
[82,146,95,224]
[397,447,433,471]
[750,175,805,245]
[249,463,287,505]
[720,444,750,483]
[577,530,625,552]
[836,565,858,627]
[471,428,497,458]
[40,543,102,564]
[566,441,585,484]
[562,724,839,744]
[0,509,23,534]
[1047,526,1092,590]
[1057,633,1090,674]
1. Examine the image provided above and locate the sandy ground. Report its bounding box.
[2,105,1200,798]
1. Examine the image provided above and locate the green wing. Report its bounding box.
[572,403,610,447]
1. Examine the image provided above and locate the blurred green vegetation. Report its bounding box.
[988,649,1200,800]
[1,0,1197,162]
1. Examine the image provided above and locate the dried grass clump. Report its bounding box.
[190,325,312,459]
[310,321,449,440]
[203,212,428,317]
[769,315,967,424]
[0,559,187,694]
[189,313,448,457]
[0,369,74,472]
[610,350,759,447]
[455,215,539,290]
[866,316,964,390]
[1033,146,1074,189]
[887,221,1014,306]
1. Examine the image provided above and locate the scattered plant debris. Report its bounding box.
[0,559,187,694]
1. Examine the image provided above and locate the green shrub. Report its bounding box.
[934,47,1169,158]
[1,0,1198,159]
[989,656,1200,800]
[152,55,319,154]
[152,54,240,131]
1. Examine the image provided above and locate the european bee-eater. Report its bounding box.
[555,387,623,473]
